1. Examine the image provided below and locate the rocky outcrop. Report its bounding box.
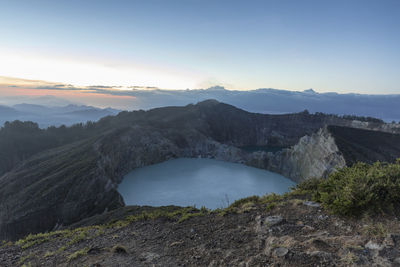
[245,127,346,182]
[277,127,346,181]
[276,127,346,181]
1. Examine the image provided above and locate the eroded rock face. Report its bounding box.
[245,127,346,182]
[272,127,346,182]
[245,124,400,182]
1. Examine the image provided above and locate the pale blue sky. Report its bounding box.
[0,0,399,93]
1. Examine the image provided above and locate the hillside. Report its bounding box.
[1,100,400,242]
[328,125,400,165]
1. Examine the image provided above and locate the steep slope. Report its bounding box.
[0,121,101,177]
[328,125,400,165]
[0,137,122,241]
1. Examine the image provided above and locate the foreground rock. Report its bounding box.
[1,197,399,266]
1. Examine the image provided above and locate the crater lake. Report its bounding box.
[118,158,296,209]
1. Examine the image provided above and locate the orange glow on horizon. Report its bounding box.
[0,86,134,99]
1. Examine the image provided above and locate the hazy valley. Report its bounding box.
[0,103,120,128]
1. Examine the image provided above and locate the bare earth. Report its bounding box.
[1,197,400,267]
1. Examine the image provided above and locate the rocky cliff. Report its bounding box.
[245,125,400,182]
[1,100,400,241]
[245,127,346,182]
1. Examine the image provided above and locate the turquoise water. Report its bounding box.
[118,158,295,209]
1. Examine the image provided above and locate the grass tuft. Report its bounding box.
[67,247,89,262]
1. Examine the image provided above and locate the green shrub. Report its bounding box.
[15,233,50,249]
[57,246,67,253]
[260,193,283,204]
[107,206,203,228]
[0,240,13,248]
[178,212,204,223]
[67,230,88,246]
[44,251,56,258]
[292,177,321,195]
[19,253,33,265]
[266,203,277,211]
[230,195,260,208]
[67,247,89,262]
[294,160,400,216]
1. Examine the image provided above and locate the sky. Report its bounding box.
[0,0,399,98]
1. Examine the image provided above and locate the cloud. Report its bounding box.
[1,76,177,99]
[87,85,116,89]
[129,86,159,90]
[0,76,138,110]
[35,85,80,90]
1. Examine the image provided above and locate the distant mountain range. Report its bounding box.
[1,86,400,127]
[126,87,400,122]
[0,103,120,128]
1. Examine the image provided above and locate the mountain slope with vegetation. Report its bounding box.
[0,120,100,176]
[1,100,400,242]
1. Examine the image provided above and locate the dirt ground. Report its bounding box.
[1,198,400,267]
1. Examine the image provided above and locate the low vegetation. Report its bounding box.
[215,193,285,216]
[362,223,388,239]
[67,247,89,262]
[217,158,400,218]
[13,206,209,251]
[293,160,400,216]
